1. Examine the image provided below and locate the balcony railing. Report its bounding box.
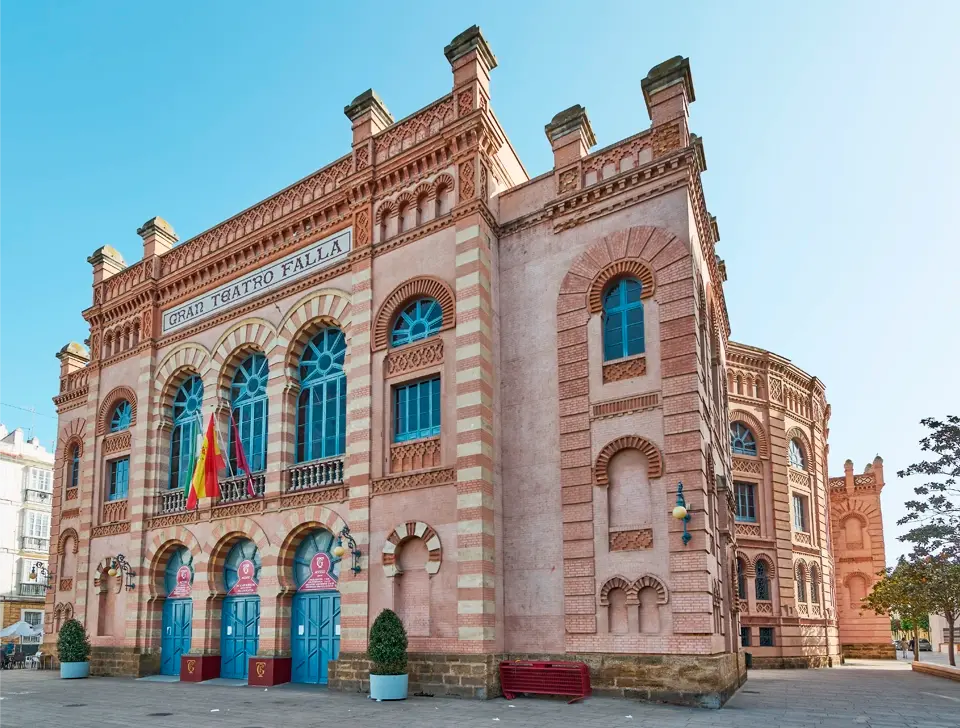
[21,537,49,552]
[18,582,47,597]
[23,489,52,505]
[286,457,344,492]
[157,490,187,514]
[218,473,266,503]
[102,499,128,524]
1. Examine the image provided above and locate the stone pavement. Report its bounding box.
[1,659,958,728]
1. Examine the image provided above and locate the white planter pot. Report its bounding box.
[60,661,90,679]
[369,673,408,700]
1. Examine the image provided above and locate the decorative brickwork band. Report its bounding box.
[602,356,647,383]
[609,529,653,551]
[382,521,442,577]
[587,259,655,313]
[57,528,80,555]
[372,276,456,351]
[594,435,664,486]
[96,386,137,435]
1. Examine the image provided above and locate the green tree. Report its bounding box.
[898,416,960,559]
[923,555,960,667]
[864,558,932,662]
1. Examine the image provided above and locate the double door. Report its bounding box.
[160,599,192,676]
[220,596,260,679]
[291,591,340,684]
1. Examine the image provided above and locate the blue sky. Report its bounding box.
[2,2,957,563]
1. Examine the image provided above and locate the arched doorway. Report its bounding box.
[291,529,341,685]
[220,539,261,680]
[160,546,194,675]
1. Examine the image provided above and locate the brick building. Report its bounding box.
[43,25,888,707]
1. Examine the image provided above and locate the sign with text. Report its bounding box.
[161,227,353,334]
[227,559,259,596]
[168,565,193,598]
[297,552,338,592]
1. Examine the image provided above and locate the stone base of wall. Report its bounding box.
[841,643,896,660]
[329,651,745,708]
[750,654,841,669]
[90,646,160,677]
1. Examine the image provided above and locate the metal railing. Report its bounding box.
[18,582,46,597]
[286,457,344,492]
[218,472,266,503]
[21,537,49,552]
[23,489,52,505]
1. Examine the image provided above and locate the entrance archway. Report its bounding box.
[290,528,341,685]
[219,539,261,680]
[160,546,194,675]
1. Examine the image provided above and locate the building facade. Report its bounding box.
[44,25,890,704]
[0,425,54,639]
[828,457,895,658]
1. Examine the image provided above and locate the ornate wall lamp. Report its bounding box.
[672,481,693,546]
[331,525,362,574]
[107,554,137,591]
[28,561,53,591]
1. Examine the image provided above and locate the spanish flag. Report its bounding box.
[185,415,224,509]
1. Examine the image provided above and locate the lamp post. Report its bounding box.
[107,554,137,591]
[331,525,362,574]
[27,561,52,591]
[672,481,692,546]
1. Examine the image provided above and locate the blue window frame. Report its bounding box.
[734,481,757,522]
[391,297,442,347]
[740,626,751,647]
[792,493,808,532]
[169,375,203,491]
[108,457,129,500]
[296,328,346,463]
[730,422,758,456]
[110,401,132,432]
[394,376,441,442]
[759,627,775,647]
[69,445,80,489]
[755,560,771,601]
[230,354,268,474]
[601,278,645,361]
[788,439,806,469]
[737,558,747,598]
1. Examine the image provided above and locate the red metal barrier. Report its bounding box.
[499,660,591,703]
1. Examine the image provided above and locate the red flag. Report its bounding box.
[230,412,258,498]
[185,415,224,510]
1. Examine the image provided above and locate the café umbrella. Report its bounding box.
[0,620,43,639]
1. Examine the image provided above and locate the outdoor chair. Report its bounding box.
[27,651,42,669]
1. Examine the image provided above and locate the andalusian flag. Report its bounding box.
[185,415,224,509]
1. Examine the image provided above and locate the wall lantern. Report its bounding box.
[331,525,362,574]
[672,481,692,546]
[107,554,137,591]
[28,561,53,591]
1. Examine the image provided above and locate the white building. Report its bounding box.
[929,613,960,654]
[0,424,54,640]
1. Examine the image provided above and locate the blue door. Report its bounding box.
[160,600,192,675]
[160,546,193,676]
[219,539,261,680]
[291,529,341,684]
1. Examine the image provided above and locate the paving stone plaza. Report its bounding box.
[2,657,959,728]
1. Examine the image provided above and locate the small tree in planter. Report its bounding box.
[368,609,408,700]
[57,619,92,679]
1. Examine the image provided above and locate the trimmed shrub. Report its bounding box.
[57,619,91,663]
[368,608,408,675]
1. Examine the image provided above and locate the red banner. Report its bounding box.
[168,565,193,598]
[298,552,338,592]
[227,559,259,596]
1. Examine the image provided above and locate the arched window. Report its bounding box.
[736,558,747,599]
[602,278,645,361]
[391,298,443,347]
[810,565,821,604]
[795,564,807,602]
[296,328,346,463]
[755,560,771,601]
[730,422,758,456]
[69,445,80,489]
[169,375,203,491]
[110,401,132,432]
[230,354,268,474]
[789,439,806,469]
